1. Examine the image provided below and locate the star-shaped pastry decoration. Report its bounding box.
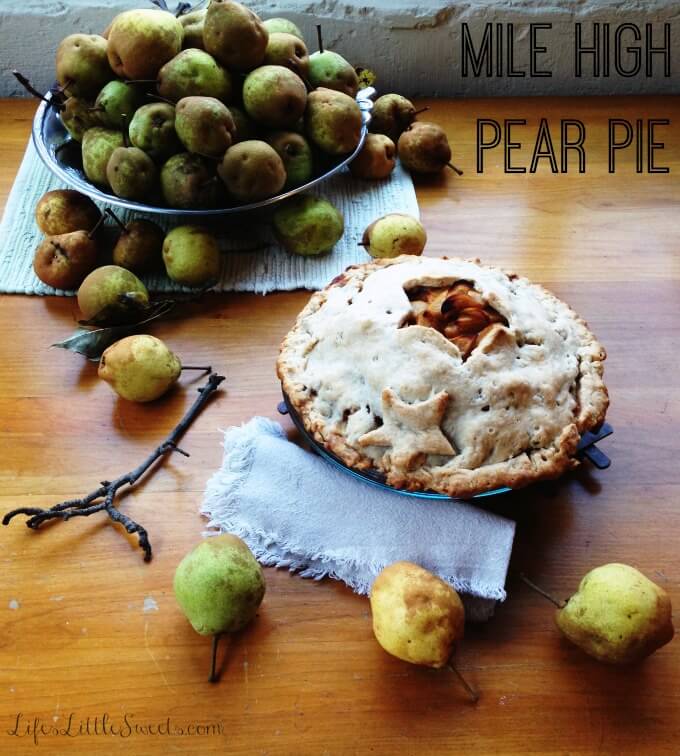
[357,389,456,469]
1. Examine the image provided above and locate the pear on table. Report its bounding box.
[522,563,674,664]
[77,264,149,324]
[350,133,396,180]
[108,212,164,273]
[398,122,463,176]
[273,195,344,256]
[361,213,427,258]
[173,534,266,683]
[98,334,182,403]
[370,93,421,142]
[35,189,100,236]
[162,225,222,287]
[370,561,478,701]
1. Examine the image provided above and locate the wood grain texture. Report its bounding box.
[1,97,679,755]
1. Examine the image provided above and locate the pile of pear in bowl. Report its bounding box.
[37,1,378,212]
[36,0,461,214]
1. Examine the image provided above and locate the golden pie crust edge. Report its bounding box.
[277,256,609,498]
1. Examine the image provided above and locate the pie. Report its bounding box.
[277,256,608,497]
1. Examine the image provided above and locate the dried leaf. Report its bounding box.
[52,326,131,361]
[52,300,177,361]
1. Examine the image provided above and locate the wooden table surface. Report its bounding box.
[1,96,679,755]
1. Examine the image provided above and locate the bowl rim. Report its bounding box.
[32,86,376,216]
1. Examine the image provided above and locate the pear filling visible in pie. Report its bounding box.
[403,281,508,359]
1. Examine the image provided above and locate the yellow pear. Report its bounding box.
[98,335,181,403]
[370,561,464,668]
[555,563,674,664]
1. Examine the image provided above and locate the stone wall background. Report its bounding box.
[0,0,676,97]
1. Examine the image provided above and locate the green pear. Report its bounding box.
[242,66,307,129]
[34,190,100,236]
[173,534,266,682]
[106,147,157,200]
[204,0,268,71]
[361,214,426,258]
[398,122,457,174]
[162,226,221,286]
[95,80,141,129]
[263,32,309,78]
[308,50,358,97]
[273,195,343,256]
[555,563,675,664]
[33,230,98,290]
[55,34,113,99]
[266,131,313,189]
[218,141,286,202]
[370,561,465,668]
[263,18,304,41]
[98,334,181,402]
[349,133,396,180]
[129,103,181,162]
[370,94,418,142]
[77,264,149,323]
[179,9,207,50]
[305,88,362,155]
[160,153,223,209]
[175,96,235,158]
[112,219,164,272]
[60,96,103,142]
[106,9,183,80]
[81,127,125,188]
[158,49,233,103]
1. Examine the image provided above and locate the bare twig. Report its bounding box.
[3,373,225,562]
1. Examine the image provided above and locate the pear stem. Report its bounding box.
[12,70,54,106]
[413,107,429,116]
[447,661,479,703]
[519,573,566,609]
[125,79,160,85]
[208,634,221,683]
[87,213,107,239]
[105,208,127,233]
[316,24,324,54]
[181,366,212,373]
[447,163,464,177]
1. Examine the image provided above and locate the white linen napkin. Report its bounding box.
[201,417,516,621]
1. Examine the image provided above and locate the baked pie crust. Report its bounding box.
[277,256,609,498]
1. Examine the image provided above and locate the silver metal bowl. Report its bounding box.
[31,87,376,216]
